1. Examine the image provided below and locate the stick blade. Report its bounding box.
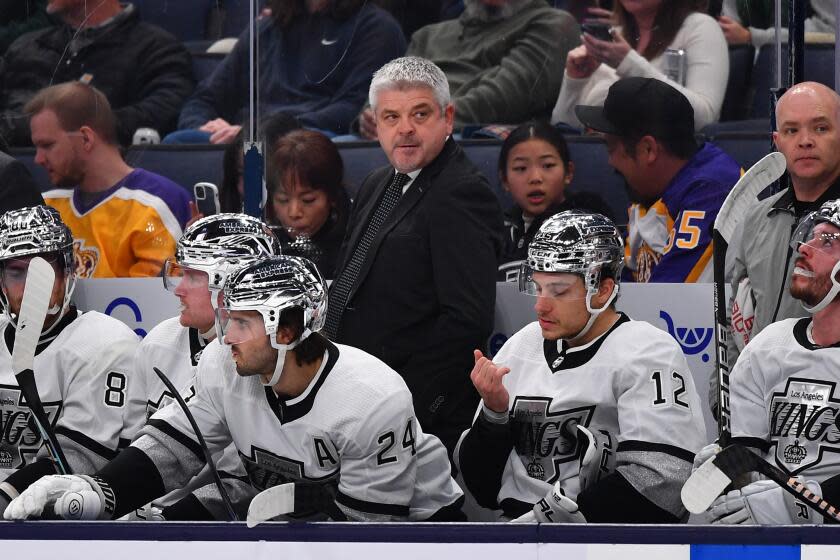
[246,483,295,527]
[11,257,56,375]
[681,456,734,513]
[715,151,787,242]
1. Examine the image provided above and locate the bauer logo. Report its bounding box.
[659,310,714,363]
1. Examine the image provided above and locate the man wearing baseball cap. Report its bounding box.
[576,77,740,283]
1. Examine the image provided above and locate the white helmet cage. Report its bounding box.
[173,213,281,292]
[0,205,76,319]
[221,255,327,342]
[791,198,840,313]
[522,210,624,297]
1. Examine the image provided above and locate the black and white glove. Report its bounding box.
[577,424,616,492]
[510,481,587,523]
[3,475,115,520]
[705,478,824,525]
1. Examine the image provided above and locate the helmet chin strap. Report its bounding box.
[263,328,312,387]
[803,260,840,314]
[566,284,619,344]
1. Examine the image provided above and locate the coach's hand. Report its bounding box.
[471,350,511,414]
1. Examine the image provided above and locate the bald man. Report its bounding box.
[718,82,840,410]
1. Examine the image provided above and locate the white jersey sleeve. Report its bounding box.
[335,386,419,520]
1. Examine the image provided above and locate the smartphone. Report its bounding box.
[193,182,220,216]
[581,21,613,42]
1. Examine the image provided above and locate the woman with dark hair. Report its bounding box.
[496,121,612,282]
[552,0,728,130]
[217,112,301,214]
[264,129,350,279]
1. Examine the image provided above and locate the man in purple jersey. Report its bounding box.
[576,77,740,283]
[26,83,191,278]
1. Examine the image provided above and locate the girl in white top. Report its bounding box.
[552,0,728,131]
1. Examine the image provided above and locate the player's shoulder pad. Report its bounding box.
[744,317,799,350]
[495,321,543,358]
[72,310,141,344]
[328,344,413,403]
[607,318,684,357]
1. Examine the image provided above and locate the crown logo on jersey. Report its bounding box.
[527,461,546,480]
[784,439,807,465]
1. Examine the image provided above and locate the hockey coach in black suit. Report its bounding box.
[324,56,503,454]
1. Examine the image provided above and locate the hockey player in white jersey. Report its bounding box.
[0,206,141,515]
[698,199,840,525]
[131,214,281,520]
[5,255,464,521]
[455,211,707,523]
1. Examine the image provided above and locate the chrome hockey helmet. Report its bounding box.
[521,211,624,339]
[790,198,840,313]
[218,255,327,385]
[0,205,76,319]
[164,213,281,294]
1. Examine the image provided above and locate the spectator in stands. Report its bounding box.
[496,121,613,282]
[0,151,45,213]
[719,0,835,48]
[169,0,406,144]
[264,129,349,280]
[375,0,464,38]
[208,112,301,218]
[0,0,193,147]
[552,0,728,131]
[26,83,191,278]
[0,0,49,55]
[325,57,503,454]
[575,77,739,282]
[355,0,579,139]
[725,82,840,373]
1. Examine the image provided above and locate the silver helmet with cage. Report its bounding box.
[790,198,840,313]
[521,211,624,339]
[164,213,281,295]
[218,255,327,386]
[0,205,76,319]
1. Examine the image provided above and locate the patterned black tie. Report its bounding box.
[324,172,411,339]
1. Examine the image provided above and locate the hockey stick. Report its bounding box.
[681,444,840,522]
[713,152,787,446]
[12,256,71,475]
[152,367,238,521]
[246,481,345,527]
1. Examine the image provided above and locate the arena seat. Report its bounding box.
[130,0,215,42]
[751,43,836,118]
[708,131,774,170]
[12,138,631,222]
[719,44,755,122]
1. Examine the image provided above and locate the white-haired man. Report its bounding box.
[324,56,504,454]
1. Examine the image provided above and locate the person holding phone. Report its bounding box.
[264,129,350,280]
[551,0,728,131]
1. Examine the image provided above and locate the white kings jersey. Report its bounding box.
[456,314,707,519]
[134,317,254,518]
[731,317,840,481]
[0,310,140,481]
[134,339,463,521]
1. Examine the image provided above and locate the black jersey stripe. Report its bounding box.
[147,418,205,463]
[616,440,696,463]
[730,436,772,454]
[55,425,119,460]
[336,490,410,518]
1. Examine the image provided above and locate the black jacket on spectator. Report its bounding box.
[497,192,615,282]
[274,205,349,281]
[332,138,503,453]
[0,4,194,146]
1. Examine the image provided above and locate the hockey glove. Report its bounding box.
[4,475,114,520]
[706,478,824,525]
[692,442,722,472]
[510,481,587,523]
[577,424,616,492]
[120,504,165,522]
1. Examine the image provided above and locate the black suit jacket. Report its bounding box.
[0,152,45,214]
[333,138,503,451]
